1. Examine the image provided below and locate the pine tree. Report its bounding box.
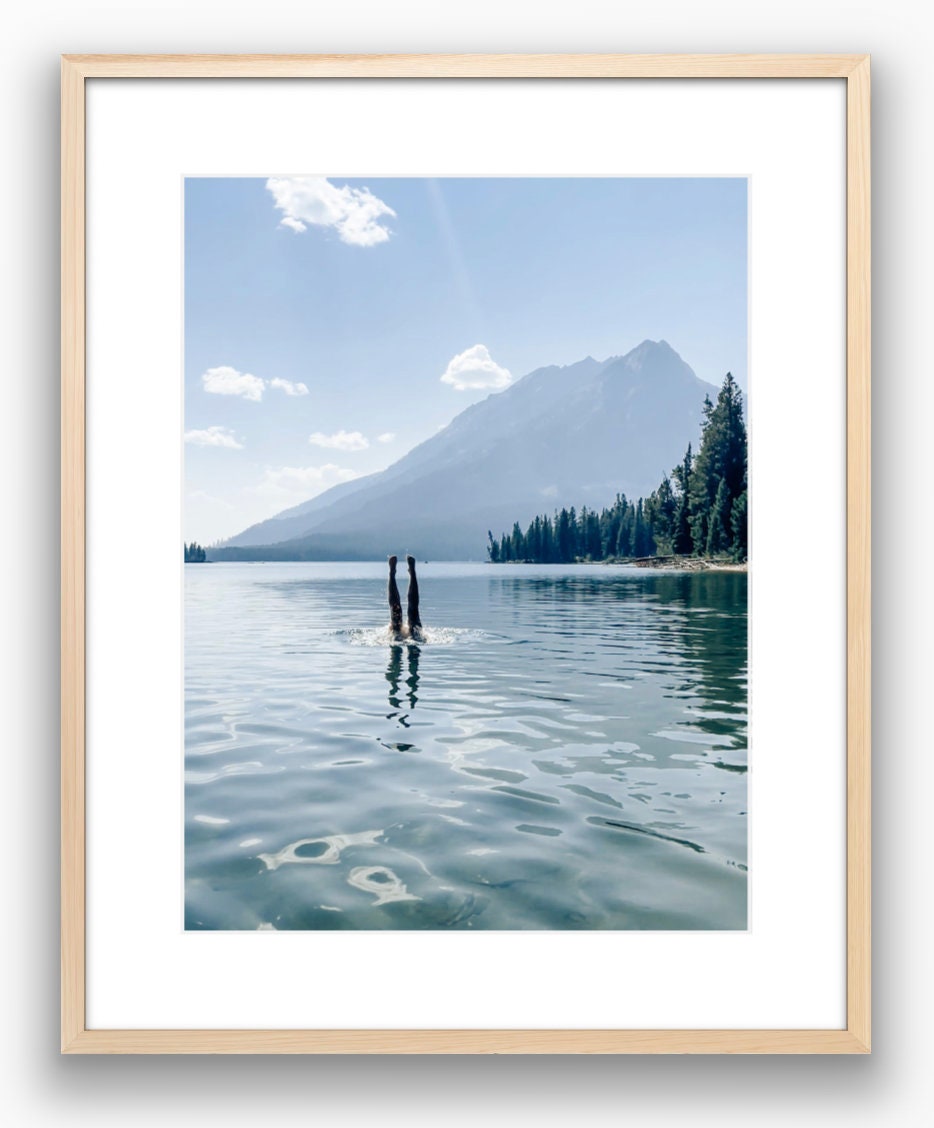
[541,515,554,562]
[616,503,634,558]
[671,444,694,554]
[487,531,500,563]
[645,476,676,554]
[510,521,524,561]
[633,498,655,557]
[556,508,572,562]
[525,516,538,562]
[705,478,732,556]
[689,375,747,555]
[603,497,621,559]
[585,508,601,559]
[730,489,748,562]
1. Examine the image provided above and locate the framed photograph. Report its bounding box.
[62,54,870,1053]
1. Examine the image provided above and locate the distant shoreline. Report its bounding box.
[496,555,747,573]
[626,555,746,573]
[195,556,748,570]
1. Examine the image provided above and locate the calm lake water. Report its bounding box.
[185,562,747,930]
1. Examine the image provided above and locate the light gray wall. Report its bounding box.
[1,2,927,1123]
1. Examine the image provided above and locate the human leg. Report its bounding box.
[388,555,403,636]
[406,555,423,639]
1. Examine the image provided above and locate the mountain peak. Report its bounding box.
[597,339,695,386]
[220,340,719,559]
[632,337,673,354]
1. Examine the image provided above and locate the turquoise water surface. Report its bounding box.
[185,562,747,930]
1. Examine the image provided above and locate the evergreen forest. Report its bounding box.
[487,373,747,565]
[184,542,208,563]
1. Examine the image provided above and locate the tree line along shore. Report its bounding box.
[487,373,747,567]
[184,541,208,563]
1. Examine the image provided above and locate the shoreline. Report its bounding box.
[625,555,747,573]
[497,555,748,573]
[199,556,748,572]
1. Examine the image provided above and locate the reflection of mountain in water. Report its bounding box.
[215,340,718,561]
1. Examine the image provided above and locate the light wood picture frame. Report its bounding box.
[61,53,870,1054]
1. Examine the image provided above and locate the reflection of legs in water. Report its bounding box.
[388,555,403,638]
[385,645,403,711]
[406,645,420,709]
[406,555,423,640]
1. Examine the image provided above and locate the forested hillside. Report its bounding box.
[488,373,747,564]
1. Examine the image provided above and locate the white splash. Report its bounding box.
[341,626,488,648]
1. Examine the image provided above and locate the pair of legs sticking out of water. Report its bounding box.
[388,555,423,642]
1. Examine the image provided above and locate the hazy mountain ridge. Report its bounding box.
[216,340,721,560]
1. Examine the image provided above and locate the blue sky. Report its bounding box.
[185,176,747,543]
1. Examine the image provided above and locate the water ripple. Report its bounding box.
[186,562,748,930]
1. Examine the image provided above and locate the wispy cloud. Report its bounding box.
[269,377,309,397]
[202,366,265,402]
[246,464,360,504]
[266,176,396,247]
[376,432,396,444]
[440,344,512,392]
[308,429,369,452]
[201,366,310,402]
[184,425,244,449]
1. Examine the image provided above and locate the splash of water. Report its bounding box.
[340,625,488,648]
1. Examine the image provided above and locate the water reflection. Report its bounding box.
[386,644,421,720]
[406,645,420,709]
[386,646,403,712]
[489,571,747,739]
[186,563,747,931]
[646,574,748,736]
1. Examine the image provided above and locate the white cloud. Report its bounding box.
[184,425,244,449]
[279,216,307,233]
[440,344,512,392]
[246,464,360,504]
[270,377,309,397]
[266,176,396,247]
[376,432,396,444]
[201,366,310,402]
[308,429,369,452]
[202,365,265,402]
